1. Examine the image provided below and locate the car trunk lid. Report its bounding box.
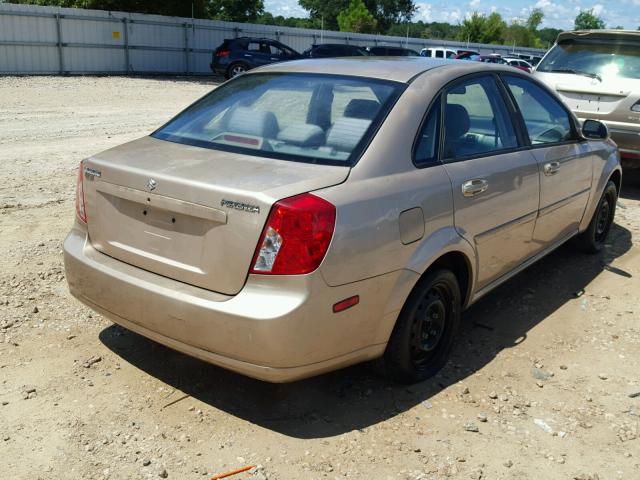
[82,136,349,295]
[535,71,636,116]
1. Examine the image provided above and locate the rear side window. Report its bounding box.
[503,75,574,145]
[153,73,404,166]
[435,50,444,58]
[443,76,518,159]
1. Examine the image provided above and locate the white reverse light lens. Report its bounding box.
[252,226,282,272]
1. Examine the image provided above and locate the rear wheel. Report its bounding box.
[574,180,617,253]
[226,62,249,79]
[383,269,461,384]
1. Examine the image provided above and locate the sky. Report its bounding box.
[264,0,640,30]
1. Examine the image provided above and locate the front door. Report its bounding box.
[501,75,593,248]
[441,75,540,290]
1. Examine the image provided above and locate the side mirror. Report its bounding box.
[582,119,609,140]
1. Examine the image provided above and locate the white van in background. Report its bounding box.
[420,47,457,59]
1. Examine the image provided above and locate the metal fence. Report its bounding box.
[0,2,546,75]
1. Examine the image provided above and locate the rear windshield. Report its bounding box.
[537,38,640,80]
[153,73,403,166]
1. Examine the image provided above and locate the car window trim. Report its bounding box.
[439,73,525,164]
[497,72,582,150]
[411,95,443,169]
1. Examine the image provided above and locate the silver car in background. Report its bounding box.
[535,30,640,169]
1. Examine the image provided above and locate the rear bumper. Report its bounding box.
[63,224,402,382]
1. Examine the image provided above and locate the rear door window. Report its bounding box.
[502,75,575,145]
[443,76,518,159]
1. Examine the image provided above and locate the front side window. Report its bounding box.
[153,73,403,166]
[443,76,518,159]
[503,75,574,145]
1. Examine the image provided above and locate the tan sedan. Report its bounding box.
[64,58,621,383]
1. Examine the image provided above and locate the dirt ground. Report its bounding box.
[1,76,639,480]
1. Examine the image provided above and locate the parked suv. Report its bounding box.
[534,30,640,168]
[211,37,301,79]
[303,44,369,58]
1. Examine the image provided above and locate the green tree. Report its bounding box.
[482,12,507,44]
[458,12,486,43]
[504,23,538,48]
[299,0,415,31]
[337,0,377,33]
[526,8,544,31]
[574,9,606,30]
[11,0,211,18]
[10,1,267,21]
[538,27,562,45]
[208,0,264,22]
[365,0,416,31]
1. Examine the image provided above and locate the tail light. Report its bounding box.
[216,50,231,58]
[250,193,336,275]
[75,160,87,223]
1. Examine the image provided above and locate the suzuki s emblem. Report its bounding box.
[146,178,157,191]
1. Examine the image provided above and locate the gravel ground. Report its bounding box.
[1,76,639,480]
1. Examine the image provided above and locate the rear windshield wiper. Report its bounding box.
[547,68,602,82]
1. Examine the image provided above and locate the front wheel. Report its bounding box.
[573,180,618,253]
[383,269,461,384]
[226,62,248,79]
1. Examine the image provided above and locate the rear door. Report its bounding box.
[501,74,593,248]
[245,41,271,67]
[441,75,540,290]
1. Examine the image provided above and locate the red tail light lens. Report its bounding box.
[75,160,87,223]
[250,193,336,275]
[216,50,231,58]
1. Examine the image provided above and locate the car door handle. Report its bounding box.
[243,54,252,57]
[543,161,561,176]
[461,179,489,197]
[270,57,279,60]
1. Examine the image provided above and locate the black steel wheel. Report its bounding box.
[384,269,461,384]
[574,180,618,253]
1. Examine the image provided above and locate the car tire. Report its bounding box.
[226,62,249,79]
[573,180,617,254]
[383,269,461,384]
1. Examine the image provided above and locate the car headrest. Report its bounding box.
[227,107,279,138]
[445,103,470,139]
[326,117,371,152]
[277,124,325,147]
[344,99,380,120]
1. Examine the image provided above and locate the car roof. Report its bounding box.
[312,43,361,48]
[252,57,517,83]
[557,30,640,42]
